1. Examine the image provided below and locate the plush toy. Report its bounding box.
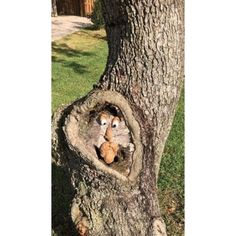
[99,141,119,164]
[98,113,120,164]
[87,110,132,165]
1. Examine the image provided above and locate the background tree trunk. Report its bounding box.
[52,0,184,235]
[51,0,58,17]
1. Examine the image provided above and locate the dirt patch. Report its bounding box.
[52,16,93,41]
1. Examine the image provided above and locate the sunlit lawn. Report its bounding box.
[52,29,108,112]
[52,28,184,236]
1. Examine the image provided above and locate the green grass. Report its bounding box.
[52,29,184,235]
[52,29,108,112]
[158,90,184,236]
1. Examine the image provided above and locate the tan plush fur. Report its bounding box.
[100,141,119,164]
[97,112,121,164]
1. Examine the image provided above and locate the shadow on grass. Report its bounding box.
[80,26,107,41]
[52,42,94,74]
[52,56,88,74]
[52,42,94,57]
[52,163,78,236]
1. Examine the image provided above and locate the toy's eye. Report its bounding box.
[100,119,107,125]
[98,112,109,126]
[112,118,120,128]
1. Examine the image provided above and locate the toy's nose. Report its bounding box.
[104,124,113,141]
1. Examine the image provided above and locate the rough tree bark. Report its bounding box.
[52,0,184,235]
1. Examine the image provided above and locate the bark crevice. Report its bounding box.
[62,90,143,183]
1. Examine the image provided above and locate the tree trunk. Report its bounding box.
[51,0,58,17]
[52,0,184,235]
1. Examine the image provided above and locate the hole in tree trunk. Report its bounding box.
[86,103,134,176]
[64,90,142,181]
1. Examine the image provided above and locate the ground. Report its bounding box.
[52,16,93,41]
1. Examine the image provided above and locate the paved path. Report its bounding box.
[52,16,93,41]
